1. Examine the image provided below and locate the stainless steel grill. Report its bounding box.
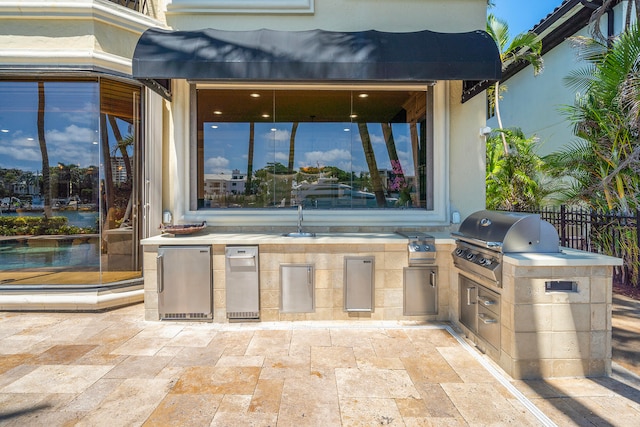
[451,210,559,286]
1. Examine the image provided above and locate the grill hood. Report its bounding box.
[453,210,560,253]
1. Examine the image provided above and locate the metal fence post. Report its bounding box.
[560,205,567,247]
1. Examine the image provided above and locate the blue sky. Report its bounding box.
[490,0,564,37]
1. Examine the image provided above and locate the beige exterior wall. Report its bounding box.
[165,0,486,33]
[0,0,163,74]
[154,0,491,228]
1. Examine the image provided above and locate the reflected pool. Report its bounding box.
[0,237,99,270]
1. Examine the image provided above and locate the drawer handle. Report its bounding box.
[478,313,498,324]
[227,254,255,259]
[477,296,496,306]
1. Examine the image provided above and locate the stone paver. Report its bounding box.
[0,303,638,426]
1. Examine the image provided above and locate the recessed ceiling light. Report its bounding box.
[350,114,358,119]
[250,93,261,98]
[358,93,369,98]
[213,110,222,115]
[262,114,270,118]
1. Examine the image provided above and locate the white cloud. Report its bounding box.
[205,156,230,173]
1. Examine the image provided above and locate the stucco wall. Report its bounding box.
[0,0,163,74]
[156,0,490,227]
[165,0,486,32]
[449,81,488,220]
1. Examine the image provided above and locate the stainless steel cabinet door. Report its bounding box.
[157,246,212,320]
[344,256,374,312]
[459,275,478,332]
[280,264,314,313]
[403,267,437,315]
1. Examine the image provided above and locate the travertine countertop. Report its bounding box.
[504,247,622,267]
[141,231,455,246]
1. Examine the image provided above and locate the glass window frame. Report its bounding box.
[186,83,449,228]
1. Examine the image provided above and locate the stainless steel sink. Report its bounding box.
[283,232,316,238]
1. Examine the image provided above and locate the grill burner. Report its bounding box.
[452,210,560,286]
[396,231,436,265]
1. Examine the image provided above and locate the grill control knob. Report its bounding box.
[478,257,492,267]
[454,248,465,256]
[465,253,477,261]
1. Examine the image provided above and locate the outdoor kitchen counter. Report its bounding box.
[504,247,623,267]
[141,232,454,323]
[141,231,455,245]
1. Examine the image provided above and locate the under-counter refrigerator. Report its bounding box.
[157,245,212,320]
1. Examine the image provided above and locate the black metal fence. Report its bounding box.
[107,0,149,15]
[505,206,640,287]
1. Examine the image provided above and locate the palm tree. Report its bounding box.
[486,13,544,155]
[486,128,550,210]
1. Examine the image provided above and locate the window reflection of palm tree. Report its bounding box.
[245,122,255,201]
[287,122,299,205]
[357,123,386,207]
[37,81,52,217]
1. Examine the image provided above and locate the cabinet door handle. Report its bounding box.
[156,254,164,293]
[307,266,312,284]
[466,287,476,305]
[478,313,498,324]
[430,271,436,288]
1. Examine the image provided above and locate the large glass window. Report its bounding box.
[196,88,433,210]
[0,78,142,286]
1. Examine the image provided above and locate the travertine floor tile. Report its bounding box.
[436,346,495,383]
[110,336,172,357]
[411,383,461,418]
[310,346,357,375]
[74,378,173,427]
[211,330,254,356]
[0,306,636,426]
[215,355,264,367]
[249,378,284,413]
[339,396,404,426]
[143,393,222,426]
[245,330,292,357]
[103,355,173,379]
[211,410,278,427]
[260,354,310,379]
[1,365,113,394]
[289,329,332,357]
[172,366,260,395]
[441,382,540,426]
[31,344,97,365]
[336,367,419,399]
[402,353,463,384]
[277,374,341,426]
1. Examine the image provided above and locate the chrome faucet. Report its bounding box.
[297,204,303,234]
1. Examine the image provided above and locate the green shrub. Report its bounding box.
[0,216,95,236]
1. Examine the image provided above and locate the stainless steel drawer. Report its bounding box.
[477,304,500,350]
[477,286,500,317]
